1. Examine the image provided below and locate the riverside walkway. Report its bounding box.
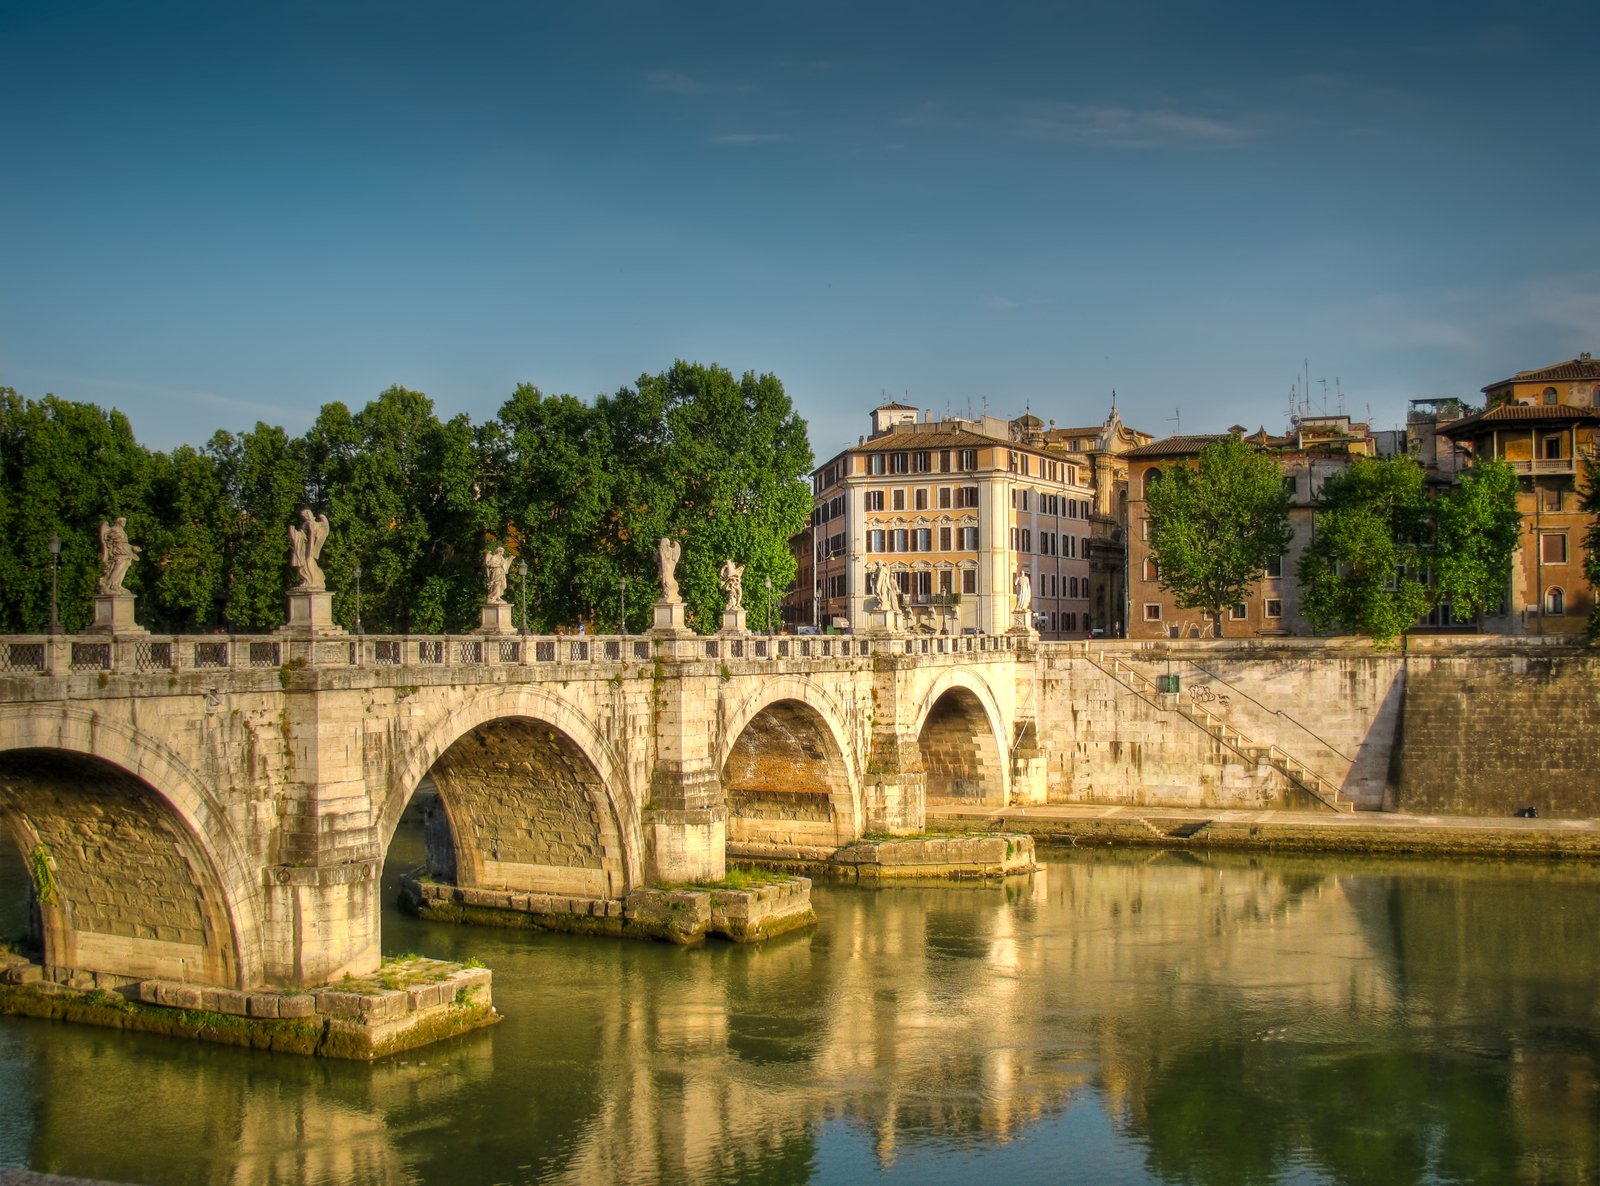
[933,802,1600,857]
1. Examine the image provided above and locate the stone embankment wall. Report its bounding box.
[1036,638,1599,817]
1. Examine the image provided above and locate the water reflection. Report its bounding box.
[0,839,1596,1185]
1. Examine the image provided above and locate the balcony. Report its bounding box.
[1505,458,1576,475]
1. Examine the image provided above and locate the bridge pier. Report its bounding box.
[863,655,929,834]
[644,653,727,882]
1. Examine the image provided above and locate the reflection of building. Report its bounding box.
[1124,417,1377,638]
[794,406,1100,638]
[1042,403,1153,637]
[1436,353,1600,635]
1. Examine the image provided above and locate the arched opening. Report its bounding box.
[722,699,854,852]
[1143,467,1163,498]
[393,717,628,904]
[0,750,240,988]
[1546,586,1565,616]
[918,688,1006,807]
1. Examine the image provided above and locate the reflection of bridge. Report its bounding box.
[0,630,1039,994]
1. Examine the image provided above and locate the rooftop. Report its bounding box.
[1483,353,1600,391]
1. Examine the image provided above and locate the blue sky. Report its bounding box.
[4,0,1598,461]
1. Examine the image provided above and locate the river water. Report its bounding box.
[1,832,1596,1186]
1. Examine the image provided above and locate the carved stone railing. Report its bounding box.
[0,629,1019,678]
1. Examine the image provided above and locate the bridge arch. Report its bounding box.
[383,686,638,900]
[0,708,259,988]
[913,668,1011,808]
[717,677,861,849]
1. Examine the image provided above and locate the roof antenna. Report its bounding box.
[1168,407,1181,434]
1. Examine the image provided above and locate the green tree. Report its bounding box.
[602,362,813,633]
[0,391,152,632]
[1297,456,1520,644]
[1297,456,1431,643]
[1145,436,1293,636]
[207,423,307,632]
[143,445,227,631]
[1582,453,1600,639]
[302,387,491,634]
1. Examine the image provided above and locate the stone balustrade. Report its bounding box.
[0,628,1019,677]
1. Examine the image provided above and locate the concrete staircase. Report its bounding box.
[1085,654,1356,813]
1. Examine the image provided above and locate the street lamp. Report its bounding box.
[352,560,363,635]
[619,577,628,637]
[764,575,773,636]
[47,533,61,635]
[518,559,529,636]
[814,580,821,631]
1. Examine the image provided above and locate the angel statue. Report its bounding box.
[97,517,140,595]
[718,558,745,613]
[288,509,330,590]
[1014,567,1033,625]
[657,537,681,603]
[483,546,511,603]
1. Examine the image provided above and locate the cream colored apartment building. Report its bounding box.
[792,405,1098,639]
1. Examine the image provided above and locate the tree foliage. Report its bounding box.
[1297,456,1521,644]
[0,361,813,636]
[1145,436,1293,636]
[1581,453,1600,639]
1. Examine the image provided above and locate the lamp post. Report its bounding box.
[619,577,628,637]
[518,559,529,636]
[764,575,773,636]
[814,580,821,631]
[352,560,363,635]
[47,533,61,636]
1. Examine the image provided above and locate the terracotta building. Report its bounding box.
[1124,416,1377,639]
[1041,405,1152,635]
[1435,353,1600,635]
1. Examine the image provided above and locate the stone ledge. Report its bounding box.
[0,953,496,1060]
[827,833,1036,881]
[401,874,815,944]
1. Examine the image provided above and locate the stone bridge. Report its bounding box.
[0,629,1040,995]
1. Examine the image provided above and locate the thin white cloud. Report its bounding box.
[1010,102,1255,150]
[707,132,789,147]
[645,70,708,95]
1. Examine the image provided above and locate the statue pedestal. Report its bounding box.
[720,608,748,634]
[86,593,147,636]
[650,600,693,637]
[476,601,515,635]
[280,589,344,636]
[862,609,900,634]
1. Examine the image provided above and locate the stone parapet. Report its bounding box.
[828,833,1035,880]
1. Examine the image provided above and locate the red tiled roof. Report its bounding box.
[873,401,919,411]
[1440,402,1600,434]
[1124,434,1233,459]
[1482,356,1600,390]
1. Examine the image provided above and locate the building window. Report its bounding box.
[868,454,885,475]
[962,568,977,594]
[1021,529,1031,552]
[938,568,953,593]
[892,489,906,511]
[958,449,977,471]
[1143,558,1160,582]
[940,450,952,473]
[1142,468,1163,498]
[957,486,980,508]
[1541,533,1568,565]
[914,451,932,473]
[1543,486,1564,512]
[960,526,979,549]
[891,529,909,552]
[939,526,952,551]
[1230,603,1247,620]
[1547,586,1566,615]
[914,488,928,510]
[1143,604,1162,621]
[1265,599,1282,619]
[1140,518,1151,540]
[1266,554,1283,578]
[1543,435,1563,460]
[867,530,885,552]
[890,452,909,474]
[865,490,884,511]
[1284,475,1297,495]
[938,486,952,509]
[914,528,932,552]
[1544,386,1559,405]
